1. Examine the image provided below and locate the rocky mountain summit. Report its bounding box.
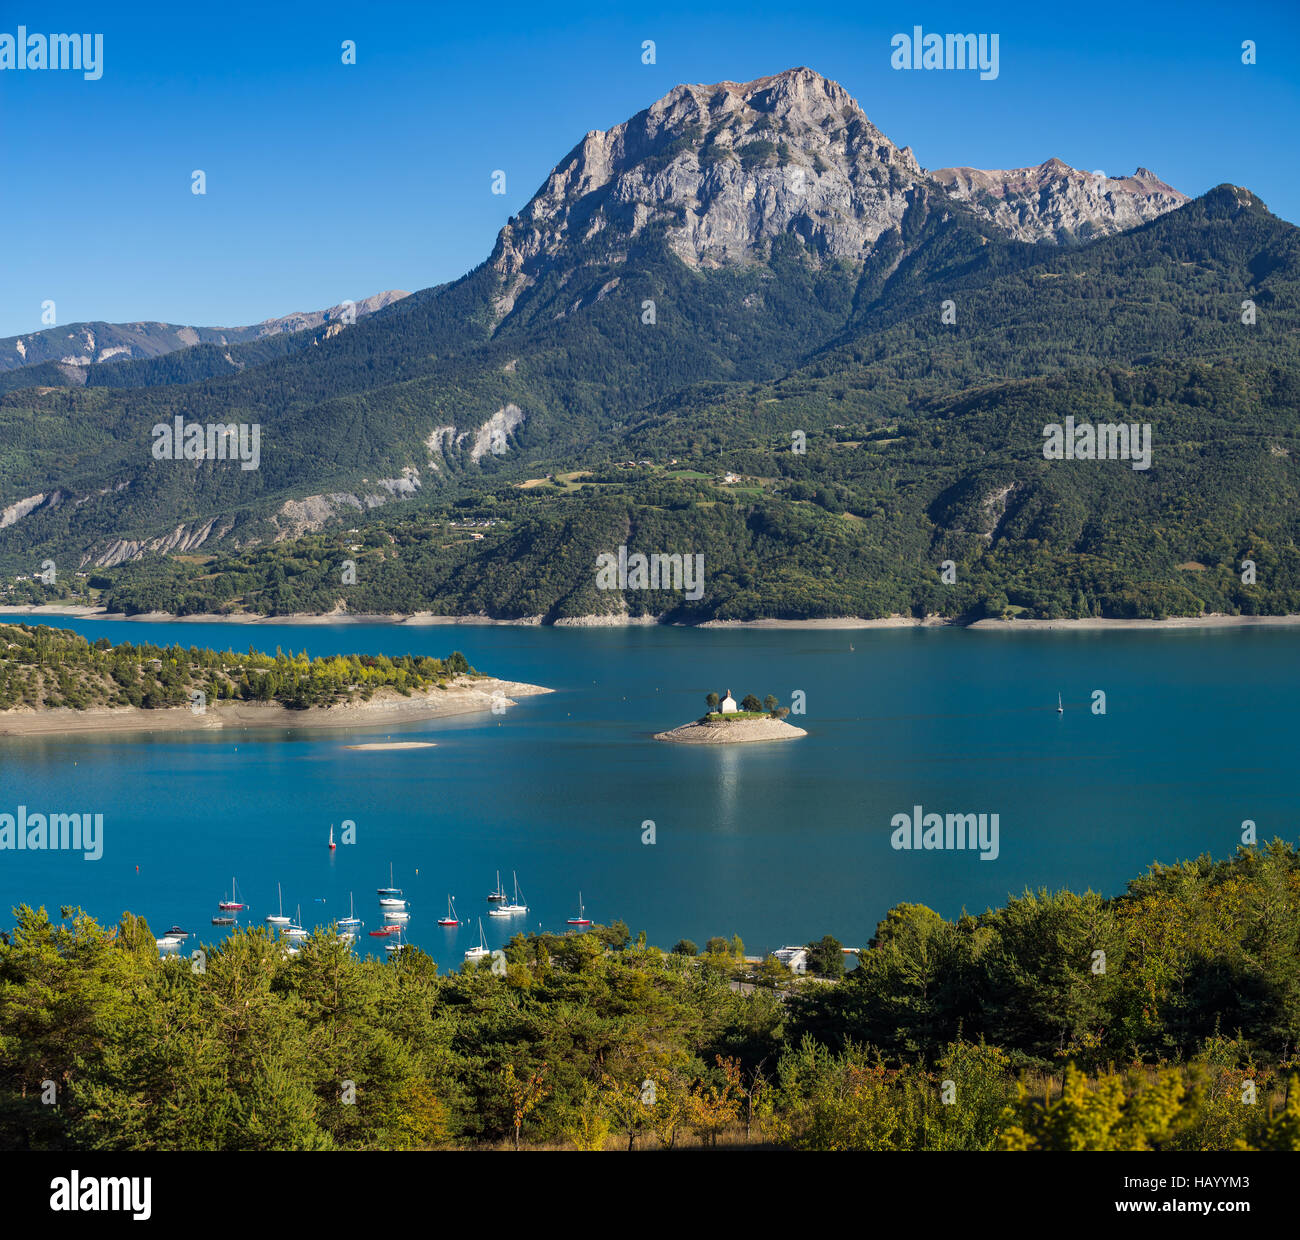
[491,67,1187,313]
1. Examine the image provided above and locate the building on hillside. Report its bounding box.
[719,690,738,713]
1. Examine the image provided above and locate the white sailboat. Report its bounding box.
[265,882,291,927]
[464,918,490,963]
[286,905,308,940]
[378,862,406,907]
[487,870,507,902]
[499,871,527,915]
[1057,692,1064,714]
[337,892,361,931]
[438,895,459,927]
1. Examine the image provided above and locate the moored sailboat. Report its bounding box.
[337,892,362,930]
[218,877,247,911]
[500,871,527,915]
[265,882,291,927]
[567,892,591,926]
[438,896,459,927]
[464,918,490,963]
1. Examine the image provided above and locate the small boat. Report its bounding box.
[328,824,336,851]
[487,870,507,903]
[265,882,292,927]
[218,877,247,911]
[156,937,182,950]
[285,905,308,940]
[383,909,410,923]
[1057,692,1064,714]
[379,896,408,909]
[438,896,459,927]
[377,862,403,898]
[497,871,527,915]
[385,931,406,958]
[162,925,190,941]
[340,931,356,944]
[211,914,236,927]
[337,892,362,930]
[566,892,591,926]
[464,918,490,963]
[368,925,401,937]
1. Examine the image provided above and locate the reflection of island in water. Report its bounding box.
[654,687,807,744]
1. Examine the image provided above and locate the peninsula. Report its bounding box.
[0,623,548,736]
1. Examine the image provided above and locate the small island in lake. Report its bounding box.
[655,688,807,744]
[0,623,549,736]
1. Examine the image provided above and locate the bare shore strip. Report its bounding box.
[4,605,1300,631]
[655,717,807,744]
[0,677,550,738]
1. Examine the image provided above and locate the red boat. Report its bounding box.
[566,892,591,926]
[218,877,247,911]
[368,926,401,937]
[437,895,459,927]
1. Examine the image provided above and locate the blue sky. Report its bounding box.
[1,0,1297,337]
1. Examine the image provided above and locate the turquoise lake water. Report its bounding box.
[1,618,1296,962]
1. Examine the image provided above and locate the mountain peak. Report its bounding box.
[488,66,1191,317]
[490,68,923,315]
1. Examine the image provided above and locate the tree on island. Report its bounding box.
[672,939,698,956]
[764,694,777,713]
[741,694,762,713]
[706,692,719,713]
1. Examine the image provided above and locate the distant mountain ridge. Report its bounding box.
[0,290,410,375]
[929,158,1188,243]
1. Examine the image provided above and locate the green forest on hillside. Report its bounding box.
[2,843,1299,1151]
[1,189,1297,622]
[0,622,472,711]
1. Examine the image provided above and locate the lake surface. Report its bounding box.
[1,618,1296,963]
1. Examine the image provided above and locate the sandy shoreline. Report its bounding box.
[4,606,1300,632]
[0,677,550,738]
[343,741,437,751]
[655,717,808,744]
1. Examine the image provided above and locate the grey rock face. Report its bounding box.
[928,158,1188,243]
[491,67,1187,312]
[491,67,927,313]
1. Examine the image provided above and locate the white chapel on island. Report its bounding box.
[719,690,738,714]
